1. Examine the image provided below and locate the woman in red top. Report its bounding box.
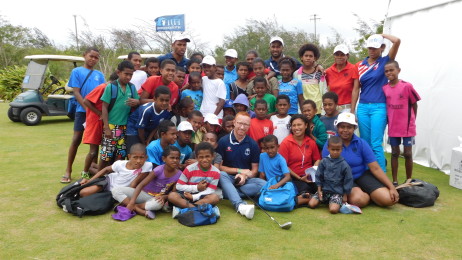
[279,114,321,206]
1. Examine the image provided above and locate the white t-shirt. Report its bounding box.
[270,114,291,144]
[200,76,226,118]
[107,160,152,190]
[131,70,148,91]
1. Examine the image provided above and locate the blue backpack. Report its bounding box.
[176,204,218,227]
[259,176,296,212]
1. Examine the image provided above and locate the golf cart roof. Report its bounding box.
[24,55,85,62]
[117,54,161,60]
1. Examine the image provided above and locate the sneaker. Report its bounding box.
[238,204,254,220]
[81,171,90,179]
[145,210,156,220]
[162,201,172,213]
[172,206,180,219]
[213,206,220,219]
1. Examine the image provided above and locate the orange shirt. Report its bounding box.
[325,62,358,105]
[279,134,321,177]
[248,118,274,143]
[83,83,107,145]
[139,76,179,106]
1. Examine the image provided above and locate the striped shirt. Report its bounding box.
[176,162,220,202]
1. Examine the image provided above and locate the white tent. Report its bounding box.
[384,0,462,173]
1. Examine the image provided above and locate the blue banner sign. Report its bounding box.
[155,14,185,32]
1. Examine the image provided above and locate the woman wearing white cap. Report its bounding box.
[351,34,401,172]
[324,44,359,111]
[322,112,399,208]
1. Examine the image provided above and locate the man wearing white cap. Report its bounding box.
[324,44,359,110]
[265,36,301,78]
[199,55,227,118]
[223,49,238,99]
[158,35,191,70]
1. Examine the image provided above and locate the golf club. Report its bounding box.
[236,179,292,230]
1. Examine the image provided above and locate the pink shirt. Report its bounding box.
[383,80,421,137]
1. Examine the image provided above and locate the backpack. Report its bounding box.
[258,176,296,212]
[56,178,115,217]
[108,82,137,112]
[397,179,440,208]
[176,204,218,227]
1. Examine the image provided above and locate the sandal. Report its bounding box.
[60,176,71,183]
[392,181,399,187]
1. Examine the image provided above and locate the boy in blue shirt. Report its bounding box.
[125,86,172,153]
[100,61,139,170]
[258,135,291,189]
[309,136,353,214]
[173,121,194,170]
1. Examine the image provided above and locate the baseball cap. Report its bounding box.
[366,34,384,48]
[177,121,194,132]
[334,112,358,127]
[172,35,191,43]
[224,49,238,58]
[269,36,284,46]
[224,99,234,108]
[333,44,349,54]
[201,55,216,66]
[204,113,220,126]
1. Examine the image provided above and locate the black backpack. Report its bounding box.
[56,178,115,217]
[397,179,440,208]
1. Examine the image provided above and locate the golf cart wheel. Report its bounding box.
[7,107,21,122]
[20,107,42,126]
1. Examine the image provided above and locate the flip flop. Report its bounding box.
[60,176,71,183]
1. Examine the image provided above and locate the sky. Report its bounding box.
[1,0,391,53]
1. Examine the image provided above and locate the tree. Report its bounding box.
[352,14,384,59]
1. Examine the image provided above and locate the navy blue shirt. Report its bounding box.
[126,102,171,136]
[217,131,260,169]
[158,52,189,71]
[265,56,302,77]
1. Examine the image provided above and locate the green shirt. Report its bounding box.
[312,115,327,150]
[100,80,139,125]
[250,93,277,114]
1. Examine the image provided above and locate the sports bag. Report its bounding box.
[258,176,296,212]
[56,178,115,217]
[397,179,440,208]
[176,204,218,227]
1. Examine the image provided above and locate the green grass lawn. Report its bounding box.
[0,102,461,259]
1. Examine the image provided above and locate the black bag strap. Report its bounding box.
[80,70,94,89]
[108,82,136,113]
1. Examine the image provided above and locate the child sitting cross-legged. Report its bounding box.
[258,135,292,188]
[308,136,353,214]
[169,142,221,218]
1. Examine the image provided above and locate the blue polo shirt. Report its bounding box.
[126,102,171,136]
[265,56,301,77]
[357,55,390,104]
[158,52,189,71]
[217,131,260,169]
[147,139,164,166]
[224,66,237,99]
[173,140,192,164]
[322,134,376,180]
[69,67,105,113]
[258,153,289,180]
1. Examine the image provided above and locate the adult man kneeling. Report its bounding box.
[217,112,266,219]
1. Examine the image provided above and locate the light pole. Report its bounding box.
[73,15,79,49]
[310,14,321,42]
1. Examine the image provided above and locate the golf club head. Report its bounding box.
[280,222,292,230]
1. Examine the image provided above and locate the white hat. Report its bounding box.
[334,112,358,127]
[172,35,191,43]
[270,36,284,46]
[224,49,238,58]
[204,113,220,125]
[333,44,349,54]
[366,34,384,48]
[201,55,216,66]
[177,121,194,132]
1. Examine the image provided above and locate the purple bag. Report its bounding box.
[112,206,136,221]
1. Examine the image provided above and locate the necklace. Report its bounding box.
[297,143,306,168]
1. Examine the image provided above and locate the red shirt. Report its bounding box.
[248,118,274,143]
[325,62,358,105]
[83,83,107,145]
[139,76,179,106]
[279,134,321,177]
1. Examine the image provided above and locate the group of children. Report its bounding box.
[62,42,420,218]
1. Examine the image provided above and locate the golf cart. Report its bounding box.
[8,55,84,126]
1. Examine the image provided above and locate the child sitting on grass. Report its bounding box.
[309,136,353,214]
[169,142,221,218]
[112,146,182,219]
[79,143,151,197]
[258,135,291,188]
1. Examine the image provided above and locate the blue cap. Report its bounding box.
[224,99,234,108]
